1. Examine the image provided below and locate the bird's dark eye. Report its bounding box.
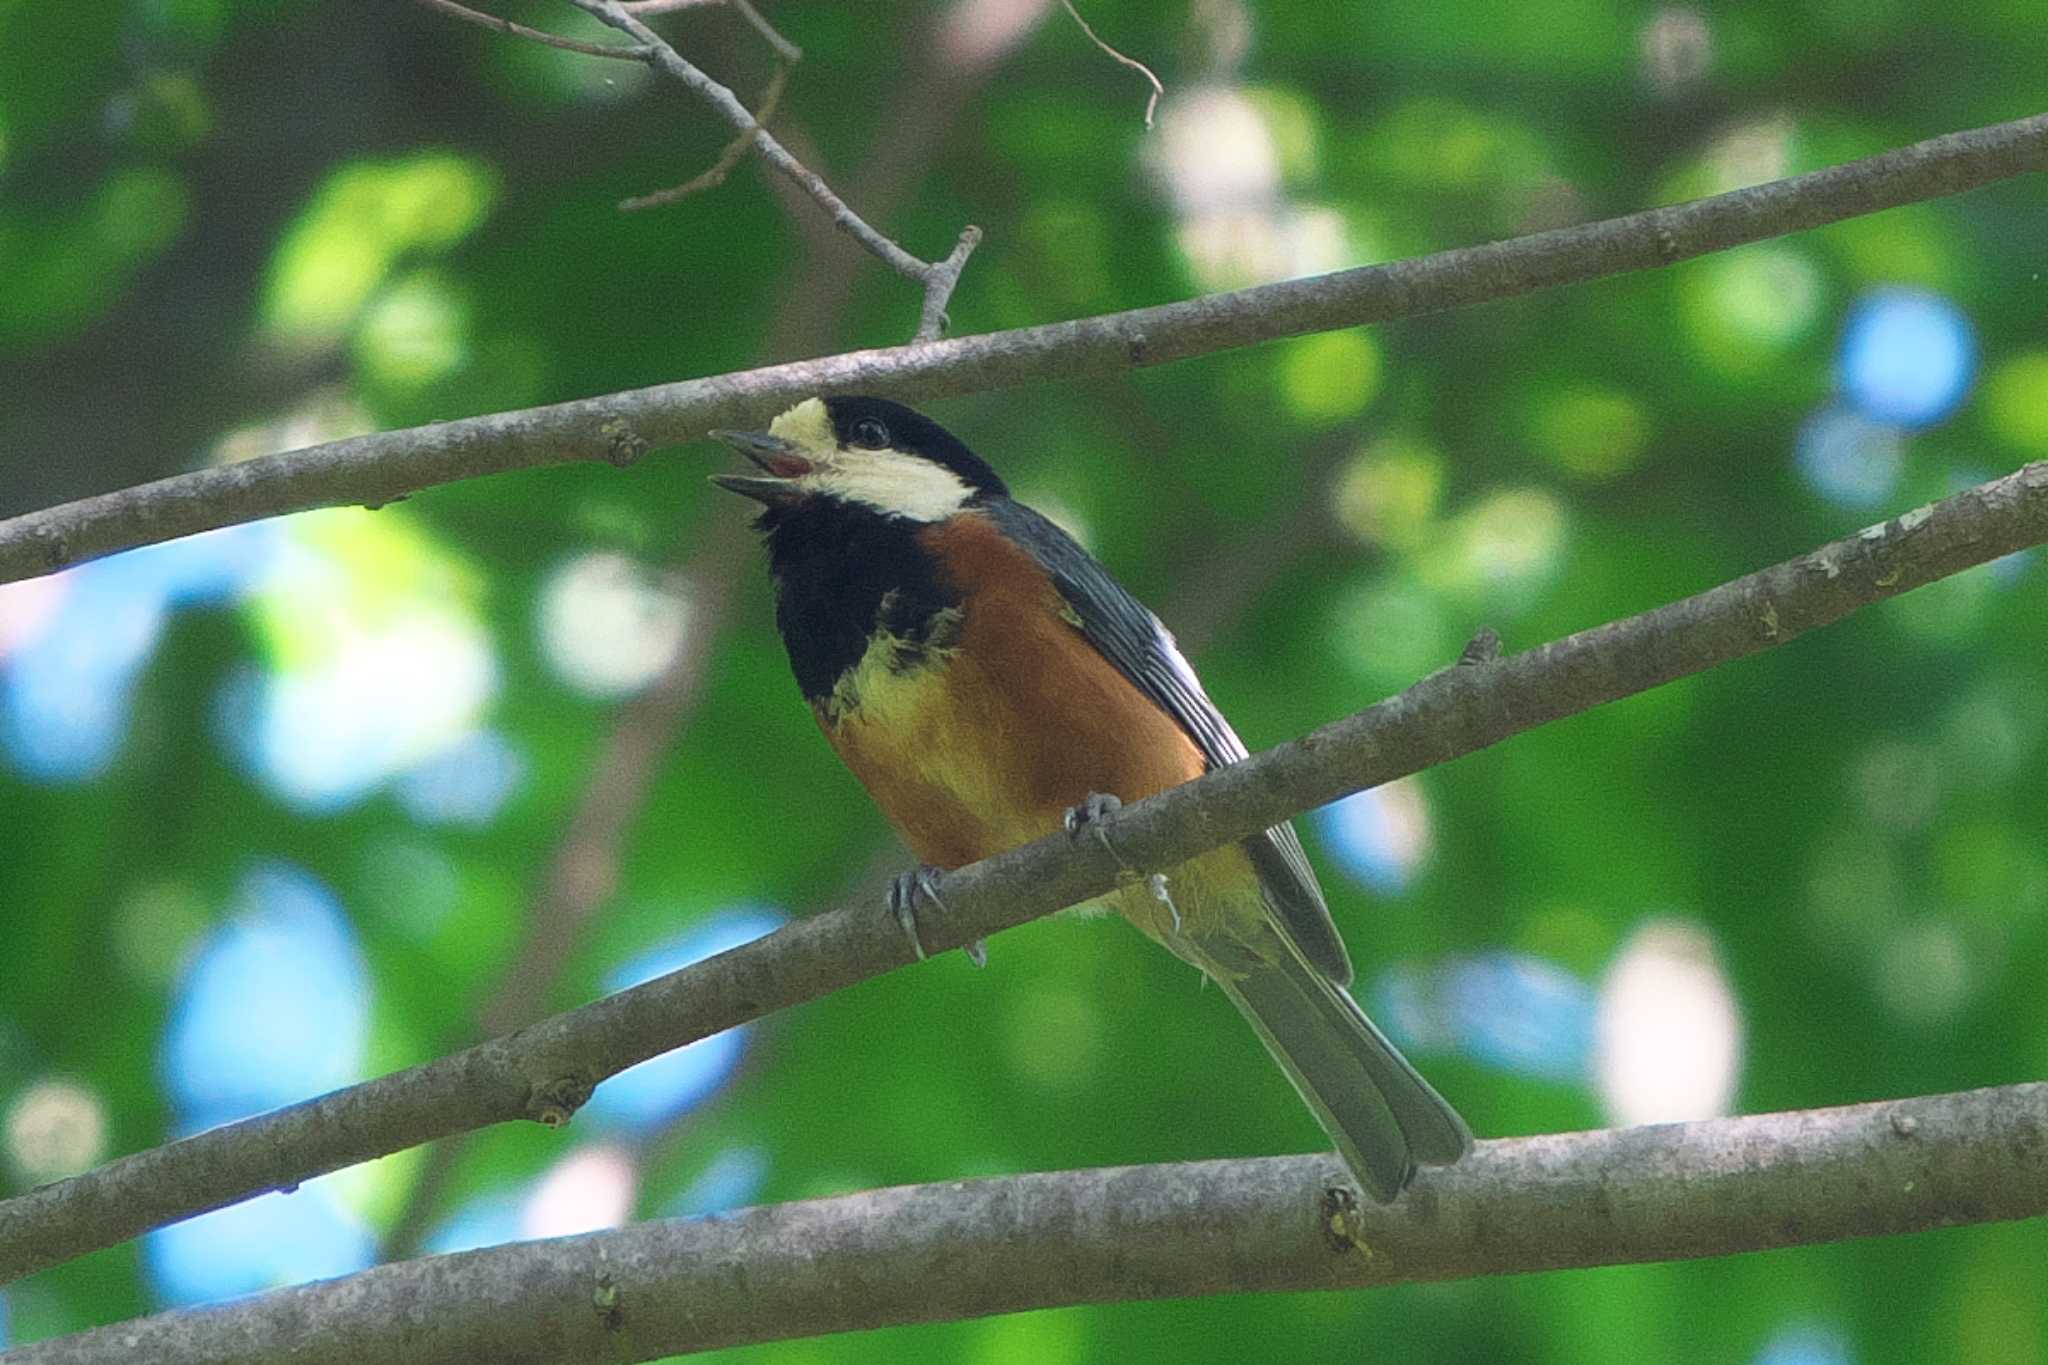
[848,418,891,450]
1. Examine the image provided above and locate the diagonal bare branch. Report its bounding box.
[2,458,2043,1287]
[1,110,2042,588]
[618,60,791,211]
[1060,0,1163,127]
[10,1084,2045,1364]
[564,0,976,330]
[410,0,649,61]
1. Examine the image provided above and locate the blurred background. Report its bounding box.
[2,0,2045,1360]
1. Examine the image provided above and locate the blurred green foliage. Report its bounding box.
[2,0,2046,1360]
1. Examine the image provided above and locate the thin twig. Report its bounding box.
[726,0,800,63]
[619,61,790,210]
[411,0,650,61]
[3,110,2040,586]
[11,1085,2045,1364]
[616,0,722,12]
[1060,0,1162,127]
[616,0,803,64]
[567,0,975,332]
[3,458,2043,1286]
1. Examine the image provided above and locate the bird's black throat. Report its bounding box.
[753,499,964,705]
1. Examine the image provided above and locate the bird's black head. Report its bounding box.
[710,396,1001,702]
[710,396,1007,519]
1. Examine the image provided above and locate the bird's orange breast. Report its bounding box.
[815,511,1206,872]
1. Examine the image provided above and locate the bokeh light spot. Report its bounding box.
[394,729,526,827]
[1805,826,1900,960]
[224,508,496,811]
[1874,920,1974,1024]
[1680,244,1825,375]
[522,1144,639,1240]
[1276,330,1381,425]
[665,1146,771,1219]
[113,880,213,987]
[145,1175,372,1307]
[263,152,498,341]
[1981,350,2048,455]
[1419,487,1568,603]
[1150,84,1348,288]
[1372,952,1594,1082]
[354,270,470,390]
[4,1078,108,1184]
[1795,405,1902,508]
[1593,918,1743,1125]
[581,907,788,1131]
[1526,383,1653,480]
[1754,1319,1855,1365]
[425,1189,525,1257]
[1638,8,1713,92]
[1003,986,1105,1094]
[0,526,271,783]
[1851,738,1941,834]
[1446,953,1595,1081]
[1327,577,1452,692]
[1837,288,1975,428]
[161,863,370,1125]
[537,553,693,699]
[1333,438,1444,550]
[1315,779,1432,895]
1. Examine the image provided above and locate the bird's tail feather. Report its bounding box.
[1214,935,1472,1201]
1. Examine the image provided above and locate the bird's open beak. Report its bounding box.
[709,429,813,504]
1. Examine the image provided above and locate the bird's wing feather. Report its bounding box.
[987,500,1354,985]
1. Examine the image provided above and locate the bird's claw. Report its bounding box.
[886,864,986,967]
[1065,791,1137,879]
[1063,791,1123,835]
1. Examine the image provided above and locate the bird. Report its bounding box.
[712,394,1472,1200]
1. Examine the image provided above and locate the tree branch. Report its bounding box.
[564,0,978,327]
[10,1084,2044,1364]
[1,110,2041,587]
[2,459,2042,1286]
[1060,0,1163,128]
[410,0,650,61]
[616,59,791,211]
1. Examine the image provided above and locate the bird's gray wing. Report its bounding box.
[987,499,1354,984]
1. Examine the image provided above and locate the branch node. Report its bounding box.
[1890,1110,1921,1138]
[1457,627,1503,666]
[601,417,652,467]
[31,523,69,573]
[593,1271,625,1331]
[913,225,985,343]
[527,1075,595,1126]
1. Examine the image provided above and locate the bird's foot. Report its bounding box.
[1064,791,1138,880]
[1063,790,1123,834]
[886,864,986,968]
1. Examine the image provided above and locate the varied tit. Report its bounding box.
[713,395,1471,1200]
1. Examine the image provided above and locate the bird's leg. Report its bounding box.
[1147,872,1182,935]
[1064,791,1137,881]
[1063,790,1123,834]
[886,864,987,968]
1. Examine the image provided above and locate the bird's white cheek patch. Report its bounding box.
[814,452,972,522]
